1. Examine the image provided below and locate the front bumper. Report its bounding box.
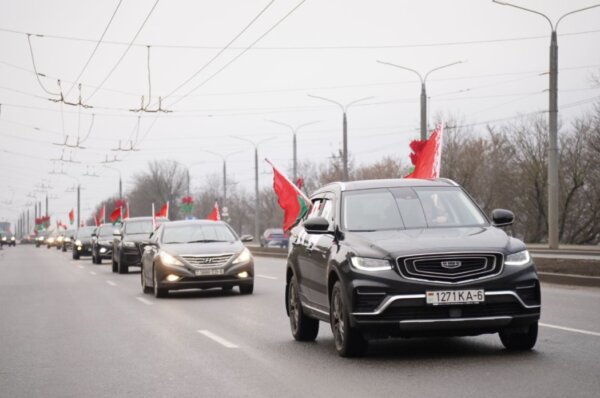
[343,262,541,337]
[155,260,254,291]
[96,244,113,259]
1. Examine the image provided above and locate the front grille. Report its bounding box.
[375,302,536,321]
[397,253,502,283]
[354,290,385,312]
[182,254,233,268]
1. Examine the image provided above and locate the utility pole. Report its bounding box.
[492,1,600,249]
[77,184,81,229]
[45,194,48,217]
[266,120,319,182]
[377,60,462,140]
[307,95,374,181]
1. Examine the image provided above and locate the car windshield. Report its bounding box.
[77,227,95,238]
[342,187,487,231]
[124,221,154,235]
[162,224,237,244]
[98,225,115,237]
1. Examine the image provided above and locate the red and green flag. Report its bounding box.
[109,207,122,224]
[206,201,220,221]
[266,158,311,232]
[405,124,444,179]
[68,209,74,225]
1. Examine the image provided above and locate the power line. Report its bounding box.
[86,0,161,101]
[65,0,125,98]
[26,34,60,97]
[1,26,598,50]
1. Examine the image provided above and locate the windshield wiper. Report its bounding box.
[185,239,229,243]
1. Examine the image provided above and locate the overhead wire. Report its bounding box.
[65,0,125,98]
[86,0,161,101]
[25,34,60,97]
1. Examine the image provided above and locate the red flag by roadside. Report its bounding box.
[405,124,444,179]
[155,202,169,218]
[124,202,129,219]
[68,209,74,225]
[206,202,220,221]
[266,158,311,232]
[109,207,122,224]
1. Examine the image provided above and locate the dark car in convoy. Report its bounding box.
[92,223,120,264]
[140,220,254,298]
[285,178,541,357]
[61,230,75,252]
[35,232,47,248]
[73,226,96,260]
[260,228,289,248]
[1,233,16,247]
[113,217,168,274]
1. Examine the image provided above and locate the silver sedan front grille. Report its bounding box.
[181,254,234,268]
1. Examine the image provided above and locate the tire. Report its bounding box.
[330,281,367,357]
[118,254,128,274]
[97,255,102,264]
[153,266,168,298]
[287,275,319,341]
[112,257,118,273]
[62,246,66,252]
[499,322,538,350]
[141,266,152,294]
[239,283,254,295]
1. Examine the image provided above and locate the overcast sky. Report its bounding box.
[1,0,599,228]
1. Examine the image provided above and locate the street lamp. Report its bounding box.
[376,60,463,140]
[102,165,122,200]
[492,0,600,249]
[199,150,242,206]
[231,136,276,240]
[63,173,82,230]
[307,94,374,181]
[265,119,319,181]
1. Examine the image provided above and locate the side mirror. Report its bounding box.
[240,234,254,242]
[303,216,331,234]
[91,232,97,237]
[113,229,122,237]
[140,240,156,250]
[492,209,514,227]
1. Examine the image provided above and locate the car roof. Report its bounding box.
[162,220,227,228]
[314,178,459,195]
[123,217,167,223]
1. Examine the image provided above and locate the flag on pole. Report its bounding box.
[405,124,444,179]
[206,201,220,221]
[266,158,311,231]
[68,209,74,225]
[152,203,156,230]
[109,207,122,224]
[103,204,106,224]
[96,206,105,226]
[124,202,129,219]
[155,202,169,218]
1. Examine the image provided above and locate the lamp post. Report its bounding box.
[376,60,462,140]
[265,119,319,181]
[307,95,374,181]
[102,166,122,200]
[199,151,242,206]
[186,162,205,197]
[493,0,600,249]
[232,136,276,240]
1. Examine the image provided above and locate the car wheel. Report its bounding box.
[330,281,367,357]
[239,283,254,295]
[153,266,168,298]
[287,275,319,341]
[97,255,102,264]
[73,251,80,260]
[141,266,152,294]
[62,246,66,252]
[118,254,128,274]
[499,322,538,350]
[112,256,118,273]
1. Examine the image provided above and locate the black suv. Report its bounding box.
[113,217,168,274]
[92,223,120,264]
[286,178,540,357]
[73,226,96,260]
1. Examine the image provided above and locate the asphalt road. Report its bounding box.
[1,246,599,398]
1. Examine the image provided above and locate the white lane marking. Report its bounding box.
[136,297,153,306]
[197,330,238,348]
[256,274,277,280]
[540,323,600,337]
[106,280,117,287]
[90,271,97,275]
[78,265,84,269]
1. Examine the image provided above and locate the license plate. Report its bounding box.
[426,289,484,305]
[195,268,224,276]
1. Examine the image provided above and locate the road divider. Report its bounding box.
[197,330,238,348]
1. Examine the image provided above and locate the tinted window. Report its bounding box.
[161,224,237,244]
[76,227,95,238]
[98,225,115,237]
[124,221,154,235]
[342,187,487,231]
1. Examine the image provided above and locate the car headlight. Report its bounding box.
[159,251,183,267]
[505,250,531,266]
[75,240,82,246]
[232,248,252,264]
[350,256,392,272]
[122,241,136,248]
[2,237,6,241]
[48,238,55,243]
[11,237,15,241]
[65,237,71,242]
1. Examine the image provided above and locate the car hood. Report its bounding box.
[345,226,526,258]
[162,241,243,256]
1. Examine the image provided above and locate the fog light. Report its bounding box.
[100,248,107,253]
[166,274,180,282]
[237,271,249,279]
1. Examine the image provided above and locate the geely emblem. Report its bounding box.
[441,260,462,269]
